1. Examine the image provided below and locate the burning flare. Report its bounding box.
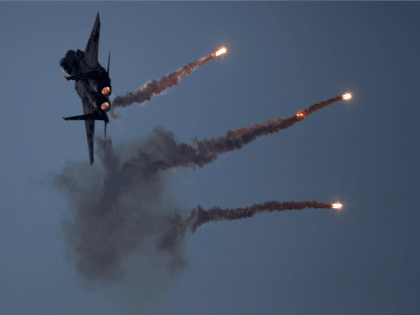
[102,86,111,96]
[101,102,110,111]
[332,203,343,210]
[296,110,305,118]
[214,47,227,57]
[342,93,352,100]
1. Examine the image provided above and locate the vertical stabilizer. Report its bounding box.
[84,13,101,68]
[107,51,110,75]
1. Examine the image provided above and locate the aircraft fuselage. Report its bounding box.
[69,49,112,95]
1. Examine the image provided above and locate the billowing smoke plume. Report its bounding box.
[47,130,191,290]
[111,54,216,119]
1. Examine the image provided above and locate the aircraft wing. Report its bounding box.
[82,98,95,165]
[76,81,96,165]
[84,13,101,69]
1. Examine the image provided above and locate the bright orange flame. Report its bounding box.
[296,111,305,118]
[342,93,352,100]
[332,203,343,210]
[101,102,110,111]
[215,47,227,57]
[102,87,111,96]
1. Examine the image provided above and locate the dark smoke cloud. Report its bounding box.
[111,54,215,119]
[47,128,191,290]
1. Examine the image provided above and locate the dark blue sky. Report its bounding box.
[1,2,419,315]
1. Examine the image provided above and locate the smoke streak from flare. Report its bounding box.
[141,96,345,174]
[182,201,335,233]
[195,95,344,157]
[158,200,336,264]
[111,53,217,119]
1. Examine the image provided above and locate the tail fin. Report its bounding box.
[107,51,110,75]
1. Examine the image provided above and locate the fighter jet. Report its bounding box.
[60,12,112,165]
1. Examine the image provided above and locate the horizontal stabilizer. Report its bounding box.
[63,111,108,123]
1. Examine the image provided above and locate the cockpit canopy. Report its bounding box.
[101,101,110,112]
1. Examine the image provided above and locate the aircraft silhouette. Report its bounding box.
[60,12,112,165]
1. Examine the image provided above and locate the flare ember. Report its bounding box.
[342,93,352,100]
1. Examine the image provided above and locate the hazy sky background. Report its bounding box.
[1,2,419,315]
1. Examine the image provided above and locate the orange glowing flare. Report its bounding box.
[215,47,227,57]
[342,93,352,100]
[101,102,110,111]
[332,203,343,210]
[102,87,111,96]
[296,111,305,118]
